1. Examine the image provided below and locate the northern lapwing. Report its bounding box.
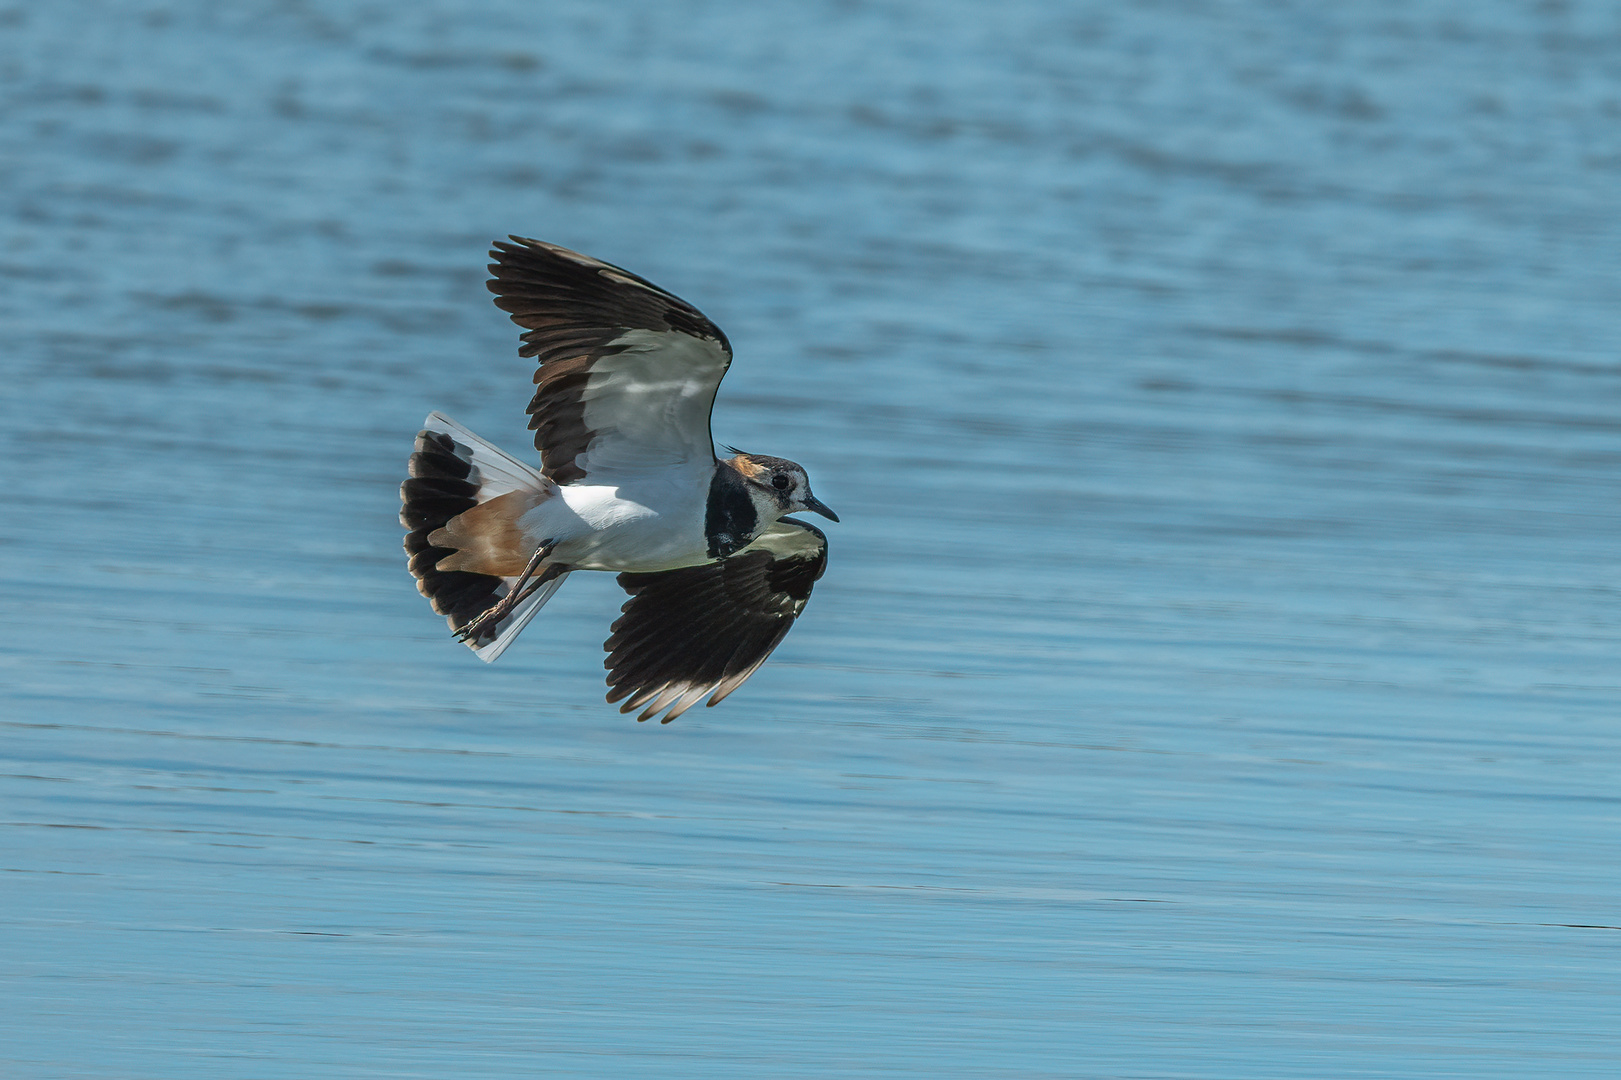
[400,238,838,723]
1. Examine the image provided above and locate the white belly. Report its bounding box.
[520,469,712,573]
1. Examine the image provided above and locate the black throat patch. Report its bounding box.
[705,464,759,559]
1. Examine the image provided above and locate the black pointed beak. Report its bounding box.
[802,494,839,523]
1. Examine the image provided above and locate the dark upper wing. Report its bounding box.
[487,237,733,484]
[603,519,829,723]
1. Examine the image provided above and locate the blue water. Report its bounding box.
[4,1,1620,1076]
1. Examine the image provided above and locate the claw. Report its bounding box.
[452,541,558,644]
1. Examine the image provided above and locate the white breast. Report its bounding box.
[520,463,714,572]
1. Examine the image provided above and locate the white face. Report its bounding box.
[742,466,802,524]
[754,463,837,522]
[734,453,838,523]
[767,466,807,508]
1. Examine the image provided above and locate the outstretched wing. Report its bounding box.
[604,519,829,723]
[487,237,733,484]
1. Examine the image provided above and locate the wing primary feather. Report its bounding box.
[486,237,733,484]
[660,683,717,724]
[636,683,692,723]
[602,521,829,720]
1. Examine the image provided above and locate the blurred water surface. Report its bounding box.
[3,1,1620,1077]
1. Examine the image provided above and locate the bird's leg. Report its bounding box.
[454,542,558,643]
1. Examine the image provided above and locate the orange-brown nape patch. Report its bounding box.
[429,489,547,576]
[729,455,769,482]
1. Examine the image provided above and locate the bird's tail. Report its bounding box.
[400,412,570,662]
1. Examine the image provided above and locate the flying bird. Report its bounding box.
[400,238,838,723]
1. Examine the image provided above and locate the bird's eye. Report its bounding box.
[771,474,791,491]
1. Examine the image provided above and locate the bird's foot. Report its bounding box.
[453,542,558,644]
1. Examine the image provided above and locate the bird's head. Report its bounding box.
[726,450,839,523]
